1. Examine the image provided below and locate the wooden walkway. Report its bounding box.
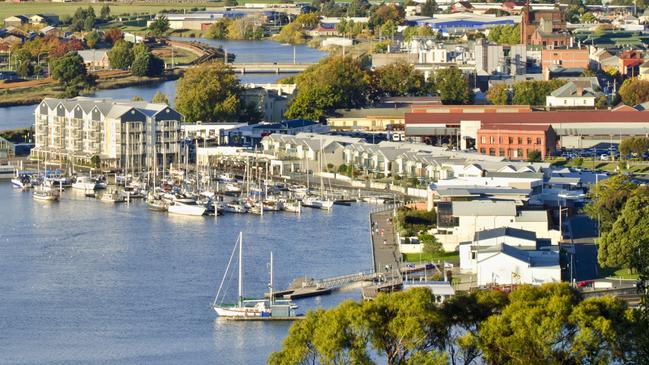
[370,209,401,274]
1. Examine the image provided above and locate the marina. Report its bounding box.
[0,180,373,364]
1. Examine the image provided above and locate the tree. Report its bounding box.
[347,0,370,17]
[369,3,405,30]
[583,175,638,233]
[370,63,432,101]
[16,59,34,78]
[479,284,636,365]
[421,0,437,16]
[402,25,436,42]
[419,233,442,256]
[275,21,306,44]
[148,16,170,37]
[84,30,100,49]
[511,79,566,106]
[227,17,264,40]
[620,136,649,158]
[380,19,397,38]
[104,28,124,45]
[206,20,230,40]
[618,78,649,106]
[107,40,134,70]
[486,84,509,105]
[435,67,473,105]
[90,155,101,169]
[487,24,520,45]
[131,51,165,77]
[131,96,144,101]
[598,187,649,270]
[285,56,369,120]
[50,52,93,97]
[152,91,169,105]
[100,4,111,20]
[527,149,542,162]
[225,0,238,5]
[175,62,243,123]
[70,6,95,32]
[580,11,597,23]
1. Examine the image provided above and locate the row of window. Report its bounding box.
[480,136,542,145]
[479,148,537,158]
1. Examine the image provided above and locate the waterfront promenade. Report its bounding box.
[370,209,401,274]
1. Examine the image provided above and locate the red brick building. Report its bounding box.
[520,8,565,45]
[618,50,644,76]
[476,124,557,160]
[541,48,589,80]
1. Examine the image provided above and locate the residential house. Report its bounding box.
[458,227,561,286]
[520,9,566,45]
[3,15,28,28]
[618,49,644,76]
[241,83,296,123]
[545,80,602,109]
[28,14,59,26]
[77,49,110,70]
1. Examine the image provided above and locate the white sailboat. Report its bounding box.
[72,176,98,191]
[212,233,298,319]
[167,201,206,216]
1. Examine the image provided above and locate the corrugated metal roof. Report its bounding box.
[452,200,516,216]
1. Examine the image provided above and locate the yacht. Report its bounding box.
[32,184,60,202]
[11,174,32,189]
[223,202,247,213]
[167,201,206,216]
[301,196,334,210]
[282,200,301,213]
[99,190,126,203]
[217,173,238,183]
[72,176,98,191]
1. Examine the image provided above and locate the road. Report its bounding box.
[370,209,401,274]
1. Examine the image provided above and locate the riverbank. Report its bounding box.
[0,69,183,107]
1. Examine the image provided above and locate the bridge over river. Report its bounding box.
[228,62,314,74]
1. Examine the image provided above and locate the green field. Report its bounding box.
[0,2,217,20]
[403,251,460,265]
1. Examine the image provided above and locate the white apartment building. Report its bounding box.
[31,97,183,171]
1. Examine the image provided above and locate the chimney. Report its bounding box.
[575,82,584,97]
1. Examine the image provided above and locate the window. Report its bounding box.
[498,136,503,143]
[490,136,495,144]
[536,138,542,145]
[479,148,486,154]
[518,137,523,144]
[499,148,505,156]
[508,137,513,144]
[527,138,532,145]
[481,136,486,144]
[489,148,496,156]
[516,149,523,158]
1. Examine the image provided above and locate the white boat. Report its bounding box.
[72,176,98,191]
[213,233,298,319]
[11,174,32,189]
[224,183,242,194]
[282,200,301,213]
[32,184,60,202]
[223,202,247,213]
[167,201,206,216]
[146,197,168,211]
[217,173,238,183]
[301,196,334,210]
[99,190,126,203]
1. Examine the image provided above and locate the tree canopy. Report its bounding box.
[107,40,133,70]
[69,6,96,32]
[50,52,94,97]
[487,24,520,45]
[618,78,649,106]
[175,62,243,123]
[583,174,638,234]
[369,62,433,101]
[148,16,170,37]
[270,284,643,365]
[152,91,169,105]
[435,67,473,105]
[421,0,438,17]
[620,136,649,158]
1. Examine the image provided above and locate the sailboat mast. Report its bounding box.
[269,251,274,305]
[238,231,243,308]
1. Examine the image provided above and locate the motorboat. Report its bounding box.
[167,201,206,216]
[99,190,126,203]
[224,183,242,194]
[301,196,334,210]
[223,202,247,214]
[282,200,301,213]
[217,173,238,183]
[11,174,32,189]
[32,182,60,202]
[72,176,98,191]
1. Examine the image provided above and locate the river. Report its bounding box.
[0,39,326,131]
[0,182,373,364]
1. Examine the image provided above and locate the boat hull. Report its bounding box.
[213,306,265,317]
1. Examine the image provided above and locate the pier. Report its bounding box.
[229,63,314,74]
[369,208,401,274]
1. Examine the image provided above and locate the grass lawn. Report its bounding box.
[403,251,460,265]
[602,267,641,280]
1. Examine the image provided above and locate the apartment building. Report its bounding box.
[476,124,557,160]
[31,97,183,171]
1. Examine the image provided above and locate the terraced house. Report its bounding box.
[31,97,183,171]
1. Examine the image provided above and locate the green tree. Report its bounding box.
[487,24,520,45]
[527,149,542,162]
[16,59,34,78]
[580,11,597,23]
[206,20,230,40]
[152,91,169,105]
[107,40,134,70]
[275,21,306,44]
[421,0,437,16]
[148,16,170,37]
[175,62,243,123]
[620,136,649,157]
[583,174,638,233]
[285,56,369,120]
[598,187,649,270]
[512,79,566,106]
[370,62,433,101]
[100,4,111,20]
[380,19,397,38]
[84,30,100,49]
[402,25,436,42]
[131,53,152,77]
[369,3,405,30]
[227,17,264,40]
[478,283,635,365]
[50,52,93,97]
[618,78,649,106]
[435,67,473,105]
[69,6,95,32]
[419,233,442,256]
[131,95,144,101]
[347,0,370,17]
[486,84,509,105]
[90,155,101,169]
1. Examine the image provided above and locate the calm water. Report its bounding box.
[0,182,372,364]
[0,39,326,131]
